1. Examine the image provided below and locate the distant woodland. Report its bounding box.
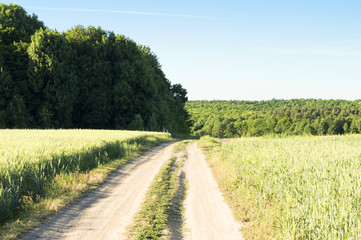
[186,99,361,138]
[0,4,189,133]
[3,4,361,137]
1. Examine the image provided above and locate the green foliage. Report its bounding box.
[0,68,13,107]
[148,113,159,131]
[0,3,44,44]
[28,28,77,128]
[0,4,189,133]
[0,3,44,129]
[6,94,27,128]
[187,99,361,138]
[129,114,145,131]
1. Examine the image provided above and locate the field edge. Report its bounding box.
[0,133,171,240]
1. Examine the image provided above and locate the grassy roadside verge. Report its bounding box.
[0,135,171,240]
[127,141,189,239]
[200,135,361,239]
[198,136,280,240]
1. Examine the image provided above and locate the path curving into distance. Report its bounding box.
[22,141,243,239]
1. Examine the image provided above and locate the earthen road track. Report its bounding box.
[22,142,177,240]
[22,141,243,240]
[183,142,243,240]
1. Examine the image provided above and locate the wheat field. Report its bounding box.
[0,129,170,222]
[216,135,361,239]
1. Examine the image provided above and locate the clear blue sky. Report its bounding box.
[8,0,361,100]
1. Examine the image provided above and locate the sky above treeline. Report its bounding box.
[7,0,361,100]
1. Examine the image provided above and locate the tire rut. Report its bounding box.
[21,142,177,240]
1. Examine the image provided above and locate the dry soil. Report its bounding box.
[21,142,176,240]
[183,142,244,240]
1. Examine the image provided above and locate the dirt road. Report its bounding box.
[183,142,243,240]
[22,142,177,240]
[22,141,243,239]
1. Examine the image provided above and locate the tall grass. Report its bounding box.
[0,130,170,222]
[212,135,361,239]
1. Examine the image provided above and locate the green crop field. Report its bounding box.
[0,130,170,223]
[205,135,361,239]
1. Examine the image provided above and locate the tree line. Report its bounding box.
[186,99,361,138]
[0,3,189,133]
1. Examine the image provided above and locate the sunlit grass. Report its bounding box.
[0,129,170,224]
[202,135,361,239]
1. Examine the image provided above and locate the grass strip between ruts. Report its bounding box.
[127,141,189,239]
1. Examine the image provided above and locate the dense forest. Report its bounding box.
[186,99,361,138]
[0,3,189,133]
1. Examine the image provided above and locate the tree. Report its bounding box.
[6,94,27,128]
[0,5,190,132]
[275,117,292,134]
[304,122,316,135]
[327,118,345,135]
[28,28,78,128]
[0,3,44,44]
[129,114,144,131]
[316,118,329,135]
[171,84,188,104]
[350,118,361,133]
[65,26,113,129]
[343,122,349,134]
[148,113,159,131]
[211,117,224,138]
[248,118,267,136]
[0,3,44,128]
[0,68,13,109]
[186,99,361,138]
